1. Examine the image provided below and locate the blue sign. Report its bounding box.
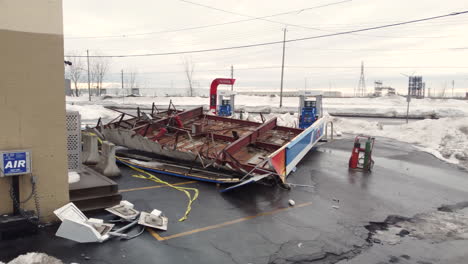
[2,151,30,176]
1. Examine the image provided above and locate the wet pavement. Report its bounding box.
[1,137,467,264]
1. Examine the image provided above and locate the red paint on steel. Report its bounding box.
[205,114,260,126]
[224,118,277,156]
[174,116,184,128]
[209,78,236,115]
[349,137,362,169]
[153,128,168,141]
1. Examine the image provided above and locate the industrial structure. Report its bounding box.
[408,76,425,98]
[355,61,367,97]
[373,81,396,97]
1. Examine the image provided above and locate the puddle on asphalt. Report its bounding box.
[317,148,468,193]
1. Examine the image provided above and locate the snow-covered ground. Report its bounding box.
[67,94,468,118]
[66,95,468,170]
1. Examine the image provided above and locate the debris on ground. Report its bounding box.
[106,201,139,220]
[138,210,168,231]
[288,199,295,206]
[53,201,167,243]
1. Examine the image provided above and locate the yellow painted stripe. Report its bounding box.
[119,181,196,193]
[147,228,165,241]
[148,201,313,241]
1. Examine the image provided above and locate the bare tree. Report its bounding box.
[183,57,195,97]
[65,52,84,96]
[90,54,111,96]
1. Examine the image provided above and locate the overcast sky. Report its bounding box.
[63,0,468,96]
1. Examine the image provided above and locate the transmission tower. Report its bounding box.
[356,61,366,97]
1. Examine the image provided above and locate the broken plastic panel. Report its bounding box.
[54,203,114,243]
[105,200,140,220]
[220,174,270,193]
[138,211,168,231]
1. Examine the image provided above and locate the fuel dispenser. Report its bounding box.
[298,92,323,129]
[209,78,236,115]
[218,91,235,117]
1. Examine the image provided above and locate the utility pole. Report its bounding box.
[406,76,411,124]
[231,65,234,91]
[279,28,287,108]
[87,49,91,101]
[121,69,124,90]
[452,80,455,98]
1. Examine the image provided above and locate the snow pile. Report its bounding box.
[66,94,468,118]
[8,252,63,264]
[66,104,119,121]
[68,171,80,184]
[330,114,468,166]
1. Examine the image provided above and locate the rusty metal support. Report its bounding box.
[205,115,261,126]
[224,118,277,156]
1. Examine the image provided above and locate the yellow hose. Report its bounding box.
[83,131,199,221]
[118,157,199,222]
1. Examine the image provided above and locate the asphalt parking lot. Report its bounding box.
[1,137,467,264]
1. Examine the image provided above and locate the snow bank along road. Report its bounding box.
[66,95,468,171]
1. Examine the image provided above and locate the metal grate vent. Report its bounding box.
[66,111,82,171]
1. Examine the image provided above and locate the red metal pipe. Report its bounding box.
[209,78,236,115]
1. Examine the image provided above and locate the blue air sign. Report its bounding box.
[0,150,32,177]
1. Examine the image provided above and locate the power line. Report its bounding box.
[64,1,350,39]
[65,10,468,58]
[106,65,468,75]
[179,0,350,30]
[178,0,454,39]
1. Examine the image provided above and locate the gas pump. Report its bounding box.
[218,91,235,117]
[298,92,322,129]
[209,78,236,115]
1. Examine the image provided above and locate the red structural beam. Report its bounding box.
[205,114,261,126]
[176,107,204,122]
[224,118,278,156]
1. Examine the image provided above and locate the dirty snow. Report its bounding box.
[372,210,468,245]
[66,103,119,122]
[67,94,468,118]
[68,171,80,184]
[7,252,63,264]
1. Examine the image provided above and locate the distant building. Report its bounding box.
[323,91,343,97]
[373,81,396,97]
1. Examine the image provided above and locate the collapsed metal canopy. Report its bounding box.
[95,102,326,187]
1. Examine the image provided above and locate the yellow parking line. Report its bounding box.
[119,181,196,193]
[148,201,313,241]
